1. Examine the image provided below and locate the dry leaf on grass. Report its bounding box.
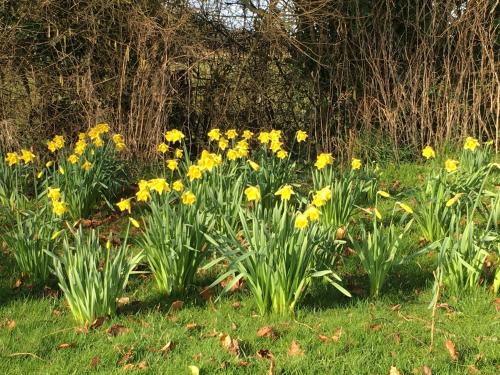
[219,333,240,356]
[445,340,458,361]
[256,349,274,360]
[422,364,432,375]
[200,287,215,301]
[231,302,241,309]
[394,333,401,345]
[389,365,401,375]
[288,340,304,357]
[90,316,106,330]
[90,356,101,369]
[116,297,130,307]
[117,348,134,366]
[6,320,16,330]
[369,323,383,331]
[318,327,343,343]
[257,326,276,339]
[186,323,199,331]
[107,324,130,337]
[170,300,184,312]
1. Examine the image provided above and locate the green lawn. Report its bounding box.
[1,162,499,374]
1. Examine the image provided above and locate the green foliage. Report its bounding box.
[4,207,60,284]
[350,213,413,298]
[47,139,128,219]
[431,216,490,302]
[205,203,350,316]
[50,227,143,325]
[139,192,213,294]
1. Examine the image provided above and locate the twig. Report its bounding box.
[7,352,45,361]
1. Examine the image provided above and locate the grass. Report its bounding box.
[1,162,499,374]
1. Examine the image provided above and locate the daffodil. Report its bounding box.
[351,158,362,170]
[396,202,413,214]
[218,137,229,150]
[276,149,288,159]
[226,129,238,140]
[82,161,92,172]
[172,180,184,192]
[445,159,458,173]
[116,198,132,214]
[463,137,480,151]
[129,217,140,228]
[374,208,382,220]
[67,154,79,164]
[136,188,151,202]
[208,128,221,141]
[93,136,104,147]
[47,187,61,202]
[166,159,178,171]
[5,152,19,166]
[244,186,260,202]
[115,142,126,152]
[181,191,196,205]
[149,178,170,194]
[421,145,436,159]
[157,142,169,154]
[377,190,391,198]
[187,165,202,181]
[227,149,238,161]
[304,206,321,221]
[258,131,271,144]
[20,149,35,164]
[59,166,65,175]
[312,186,332,207]
[294,212,309,229]
[52,200,67,216]
[112,134,124,144]
[270,140,282,153]
[74,139,87,156]
[296,130,308,142]
[175,148,183,158]
[164,129,185,143]
[314,153,334,170]
[45,161,54,168]
[275,185,294,201]
[247,160,260,171]
[446,193,464,207]
[242,130,254,140]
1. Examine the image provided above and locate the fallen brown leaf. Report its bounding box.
[257,326,276,339]
[445,340,458,361]
[220,275,245,293]
[90,316,106,330]
[138,361,148,370]
[90,356,101,369]
[186,323,199,331]
[219,333,240,356]
[107,324,130,337]
[467,365,480,373]
[394,333,401,345]
[369,323,382,332]
[170,300,184,312]
[13,279,22,289]
[288,340,304,357]
[256,349,274,360]
[200,287,215,301]
[43,286,59,299]
[116,297,130,307]
[332,327,343,342]
[231,322,238,330]
[238,360,250,367]
[494,298,500,312]
[318,335,330,342]
[389,365,401,375]
[422,364,432,375]
[117,348,134,366]
[231,302,241,309]
[6,320,16,330]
